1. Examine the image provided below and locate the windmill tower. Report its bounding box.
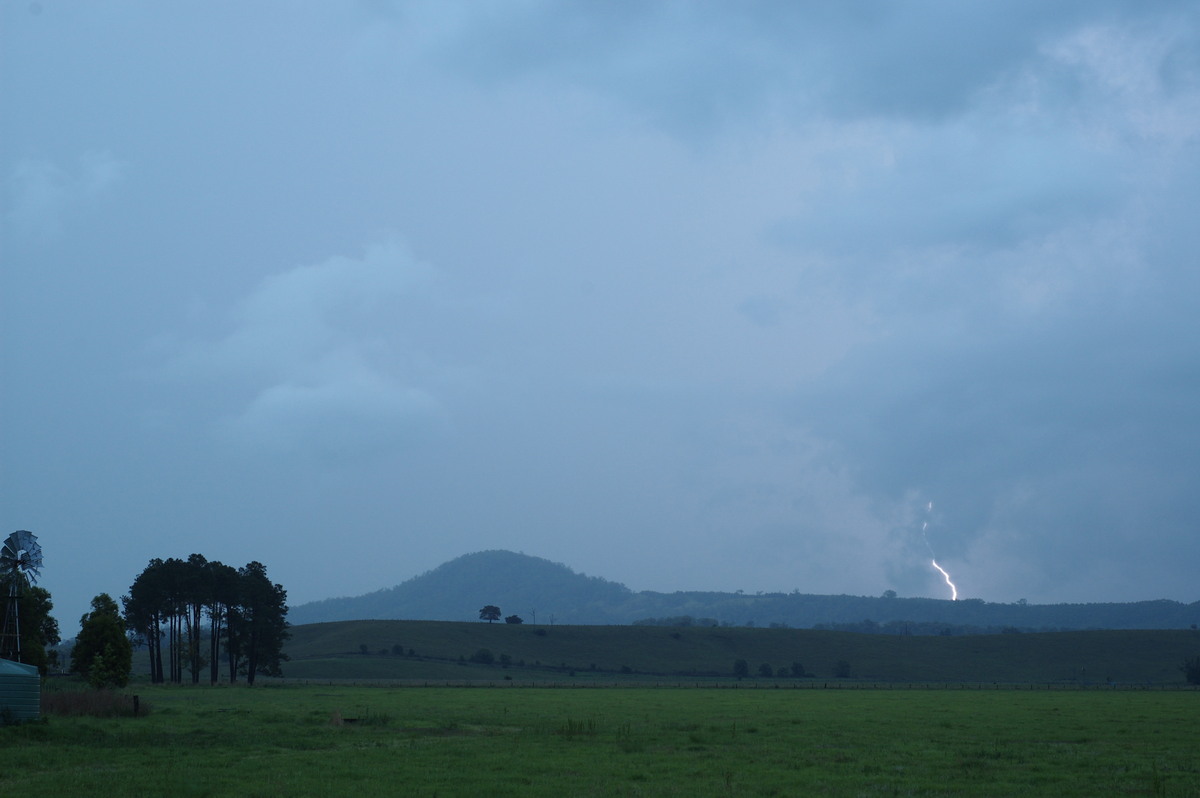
[1,530,43,663]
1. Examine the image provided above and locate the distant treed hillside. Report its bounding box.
[289,550,1200,631]
[291,550,633,626]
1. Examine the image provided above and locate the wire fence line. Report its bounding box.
[264,677,1198,691]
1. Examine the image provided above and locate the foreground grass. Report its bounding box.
[4,685,1198,796]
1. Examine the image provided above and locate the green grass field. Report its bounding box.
[6,683,1198,796]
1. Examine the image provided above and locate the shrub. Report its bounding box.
[469,648,495,665]
[1182,655,1200,685]
[42,690,146,718]
[88,644,132,689]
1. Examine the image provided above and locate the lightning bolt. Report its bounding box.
[930,558,958,601]
[921,501,959,601]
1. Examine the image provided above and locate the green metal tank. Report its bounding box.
[0,658,40,722]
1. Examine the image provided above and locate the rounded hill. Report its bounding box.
[289,550,633,625]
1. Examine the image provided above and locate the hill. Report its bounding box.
[288,550,1200,631]
[290,550,632,626]
[281,619,1200,685]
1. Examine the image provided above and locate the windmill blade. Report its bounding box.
[3,531,25,557]
[11,530,37,551]
[2,531,42,581]
[20,548,43,572]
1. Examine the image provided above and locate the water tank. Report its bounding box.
[0,658,40,722]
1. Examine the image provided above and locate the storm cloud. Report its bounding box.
[3,1,1198,627]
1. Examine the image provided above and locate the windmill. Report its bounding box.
[1,530,43,663]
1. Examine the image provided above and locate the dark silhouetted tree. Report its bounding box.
[504,614,523,624]
[1,580,60,674]
[124,558,167,683]
[227,561,289,685]
[757,662,774,677]
[733,658,749,679]
[71,593,132,688]
[1183,655,1200,685]
[205,560,240,685]
[479,605,501,623]
[182,553,208,684]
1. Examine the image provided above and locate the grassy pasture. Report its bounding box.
[281,620,1200,684]
[5,684,1197,796]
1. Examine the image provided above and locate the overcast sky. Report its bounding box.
[4,1,1199,631]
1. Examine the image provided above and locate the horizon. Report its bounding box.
[289,549,1197,611]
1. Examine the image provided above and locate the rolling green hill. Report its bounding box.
[282,619,1200,685]
[288,550,1200,631]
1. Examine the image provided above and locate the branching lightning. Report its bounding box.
[921,501,959,601]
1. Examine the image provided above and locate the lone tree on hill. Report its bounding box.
[505,614,523,624]
[479,605,501,623]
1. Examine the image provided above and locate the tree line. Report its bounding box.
[121,554,289,686]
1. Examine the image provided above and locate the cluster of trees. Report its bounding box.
[733,659,812,679]
[633,616,720,628]
[478,605,523,624]
[122,555,289,685]
[812,619,1044,636]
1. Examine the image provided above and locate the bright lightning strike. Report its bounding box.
[920,500,960,601]
[930,558,958,601]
